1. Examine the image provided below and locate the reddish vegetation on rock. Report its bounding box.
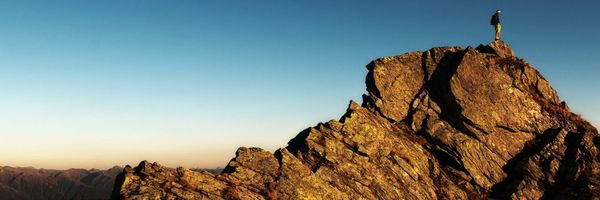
[113,41,600,199]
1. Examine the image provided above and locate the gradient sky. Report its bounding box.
[0,0,598,170]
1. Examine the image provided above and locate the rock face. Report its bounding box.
[0,166,122,200]
[113,41,600,199]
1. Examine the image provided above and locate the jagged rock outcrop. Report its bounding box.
[113,41,600,199]
[0,166,122,200]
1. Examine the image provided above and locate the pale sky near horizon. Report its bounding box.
[1,1,599,170]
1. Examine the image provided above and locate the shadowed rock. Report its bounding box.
[112,41,600,199]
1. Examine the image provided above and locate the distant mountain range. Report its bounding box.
[0,165,224,200]
[0,166,122,200]
[191,167,224,175]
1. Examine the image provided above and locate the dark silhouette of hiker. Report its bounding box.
[490,10,501,40]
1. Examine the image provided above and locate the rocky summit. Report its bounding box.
[112,41,600,199]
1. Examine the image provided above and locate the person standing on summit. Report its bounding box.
[491,10,501,40]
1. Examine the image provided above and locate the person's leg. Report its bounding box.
[495,24,501,40]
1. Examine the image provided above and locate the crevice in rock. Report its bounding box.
[475,44,496,55]
[401,49,439,127]
[358,94,397,124]
[425,49,484,141]
[220,164,236,175]
[309,152,330,173]
[401,91,426,128]
[499,57,532,95]
[362,60,402,124]
[490,128,562,199]
[412,114,487,194]
[283,127,336,175]
[364,96,397,124]
[415,116,466,172]
[399,56,436,128]
[285,128,312,157]
[495,125,517,133]
[267,151,284,200]
[360,94,375,109]
[273,150,284,171]
[342,141,369,158]
[541,127,593,199]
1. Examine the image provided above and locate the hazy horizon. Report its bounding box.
[1,1,599,170]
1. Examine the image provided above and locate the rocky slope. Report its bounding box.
[113,41,600,199]
[0,166,122,200]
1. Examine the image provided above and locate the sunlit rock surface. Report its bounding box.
[113,41,600,199]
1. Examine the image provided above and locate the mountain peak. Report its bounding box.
[475,40,515,58]
[113,42,600,199]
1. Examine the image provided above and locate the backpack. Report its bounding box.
[490,14,498,25]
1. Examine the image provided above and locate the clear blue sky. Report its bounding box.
[0,1,598,169]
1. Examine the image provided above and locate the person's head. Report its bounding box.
[496,10,501,14]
